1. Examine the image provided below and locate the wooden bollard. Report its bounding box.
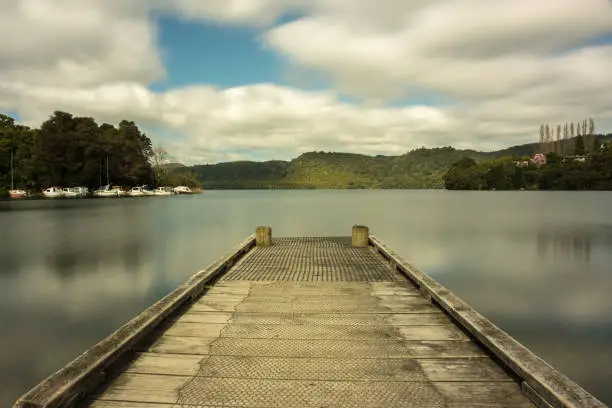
[352,225,369,247]
[255,226,272,247]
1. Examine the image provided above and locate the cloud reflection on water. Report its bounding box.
[1,191,611,406]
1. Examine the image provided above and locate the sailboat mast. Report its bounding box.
[10,150,14,190]
[106,155,110,185]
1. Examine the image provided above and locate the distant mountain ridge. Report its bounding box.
[177,134,612,189]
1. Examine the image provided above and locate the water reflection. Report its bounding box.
[45,239,145,279]
[1,191,611,407]
[537,227,592,263]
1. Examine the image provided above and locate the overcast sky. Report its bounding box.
[1,0,611,164]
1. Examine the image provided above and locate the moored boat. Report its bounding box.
[8,151,29,199]
[127,186,144,197]
[173,185,193,194]
[93,185,119,198]
[61,188,78,198]
[71,186,89,198]
[9,189,28,199]
[42,186,64,198]
[141,185,156,196]
[110,186,127,197]
[154,186,173,196]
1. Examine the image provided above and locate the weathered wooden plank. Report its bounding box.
[203,288,251,295]
[433,382,534,408]
[173,312,233,325]
[226,293,422,303]
[145,336,215,355]
[188,300,440,314]
[124,353,202,376]
[187,303,238,312]
[89,402,176,408]
[194,298,245,306]
[162,323,226,338]
[96,374,186,404]
[89,402,279,408]
[245,285,418,295]
[228,300,437,314]
[396,326,467,340]
[97,374,532,407]
[224,312,451,326]
[418,358,512,381]
[144,337,486,358]
[123,354,509,382]
[194,294,249,302]
[214,323,466,341]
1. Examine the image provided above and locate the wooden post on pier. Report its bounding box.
[352,225,369,247]
[256,226,272,247]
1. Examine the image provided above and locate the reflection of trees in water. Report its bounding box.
[537,229,592,263]
[47,240,146,279]
[0,254,22,276]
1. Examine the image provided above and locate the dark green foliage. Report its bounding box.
[574,136,585,155]
[166,170,200,188]
[1,111,156,195]
[512,167,526,189]
[443,157,485,190]
[486,164,512,190]
[545,152,561,165]
[445,143,612,191]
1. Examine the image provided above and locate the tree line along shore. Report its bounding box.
[2,110,611,195]
[0,112,199,198]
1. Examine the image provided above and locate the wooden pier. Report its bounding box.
[14,226,607,408]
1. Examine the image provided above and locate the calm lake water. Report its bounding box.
[1,190,611,406]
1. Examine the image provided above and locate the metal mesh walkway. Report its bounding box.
[221,237,401,281]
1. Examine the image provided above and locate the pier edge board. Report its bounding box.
[369,234,608,408]
[12,235,256,408]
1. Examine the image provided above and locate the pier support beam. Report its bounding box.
[352,225,369,247]
[256,226,272,247]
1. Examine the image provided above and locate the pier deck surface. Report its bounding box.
[86,237,535,408]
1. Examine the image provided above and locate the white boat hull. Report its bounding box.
[173,186,194,194]
[9,190,27,199]
[94,190,118,197]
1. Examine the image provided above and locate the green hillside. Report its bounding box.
[177,133,612,190]
[184,147,493,189]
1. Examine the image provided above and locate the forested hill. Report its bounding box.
[184,147,514,189]
[3,109,610,191]
[183,135,612,189]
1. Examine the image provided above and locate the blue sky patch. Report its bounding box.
[150,15,286,92]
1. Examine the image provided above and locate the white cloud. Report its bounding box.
[0,0,162,87]
[0,0,611,164]
[157,0,307,26]
[266,0,612,101]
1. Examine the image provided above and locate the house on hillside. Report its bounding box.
[513,160,530,168]
[561,155,588,164]
[531,153,547,166]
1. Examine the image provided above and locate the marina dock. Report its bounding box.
[14,226,607,408]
